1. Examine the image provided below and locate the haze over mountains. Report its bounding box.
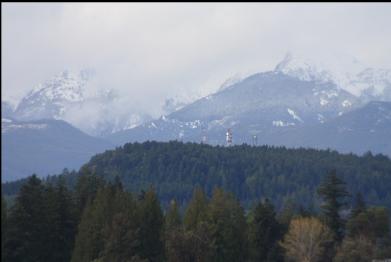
[1,118,113,181]
[2,53,391,181]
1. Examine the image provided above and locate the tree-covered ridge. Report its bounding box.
[3,141,391,209]
[83,141,391,209]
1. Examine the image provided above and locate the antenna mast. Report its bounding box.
[226,128,233,146]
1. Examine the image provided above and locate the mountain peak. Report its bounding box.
[274,52,391,100]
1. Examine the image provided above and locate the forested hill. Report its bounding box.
[3,141,391,209]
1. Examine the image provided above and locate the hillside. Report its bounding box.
[1,118,114,181]
[4,141,391,209]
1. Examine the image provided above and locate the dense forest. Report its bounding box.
[4,141,391,210]
[2,171,391,262]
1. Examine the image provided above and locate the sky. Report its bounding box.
[2,3,391,116]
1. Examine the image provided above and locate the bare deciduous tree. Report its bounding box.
[280,217,333,262]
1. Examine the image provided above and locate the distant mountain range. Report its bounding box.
[275,52,391,101]
[2,53,391,181]
[8,70,153,137]
[106,74,391,156]
[1,118,113,181]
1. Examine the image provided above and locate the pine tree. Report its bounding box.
[350,192,366,218]
[1,196,7,262]
[165,199,181,231]
[249,198,283,262]
[317,170,349,241]
[137,189,164,262]
[207,188,248,262]
[101,191,141,262]
[71,186,117,262]
[4,175,49,262]
[334,235,375,262]
[183,186,208,231]
[75,167,105,219]
[45,179,77,262]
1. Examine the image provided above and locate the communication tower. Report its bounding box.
[226,128,233,146]
[201,129,208,144]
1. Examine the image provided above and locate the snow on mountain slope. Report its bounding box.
[107,71,361,146]
[1,101,15,119]
[273,101,391,156]
[15,70,93,120]
[275,52,391,101]
[12,70,152,137]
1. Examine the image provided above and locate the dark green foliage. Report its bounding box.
[347,207,390,239]
[72,177,145,262]
[4,175,49,262]
[165,200,181,231]
[317,170,350,241]
[350,192,366,218]
[74,166,105,219]
[2,142,391,262]
[4,142,391,210]
[249,199,284,262]
[1,196,6,262]
[45,179,77,262]
[338,206,391,261]
[71,185,118,262]
[179,188,214,262]
[4,175,77,262]
[183,186,208,231]
[137,189,164,262]
[100,191,140,262]
[207,188,248,262]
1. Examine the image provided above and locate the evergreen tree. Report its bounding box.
[347,206,390,239]
[317,170,350,241]
[165,199,181,231]
[45,179,77,262]
[75,167,105,219]
[350,192,366,218]
[1,196,6,262]
[334,235,375,262]
[183,186,208,231]
[249,198,283,262]
[4,175,49,262]
[207,188,248,262]
[71,186,117,262]
[101,191,141,262]
[137,189,164,262]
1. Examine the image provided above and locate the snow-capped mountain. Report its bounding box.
[1,101,15,119]
[275,52,391,101]
[273,101,391,156]
[105,53,391,156]
[12,70,152,137]
[107,71,361,146]
[14,70,94,120]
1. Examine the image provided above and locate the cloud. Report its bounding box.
[2,3,391,115]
